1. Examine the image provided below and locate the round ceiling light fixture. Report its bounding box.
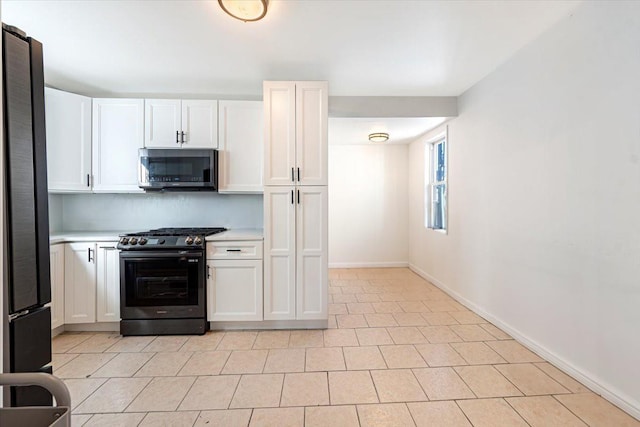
[368,132,389,143]
[218,0,269,22]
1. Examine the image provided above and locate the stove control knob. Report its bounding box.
[185,236,194,245]
[138,238,147,245]
[129,237,138,245]
[194,236,203,245]
[120,237,129,245]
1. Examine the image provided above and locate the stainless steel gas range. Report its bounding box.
[118,227,226,336]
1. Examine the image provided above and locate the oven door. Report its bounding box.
[120,250,205,319]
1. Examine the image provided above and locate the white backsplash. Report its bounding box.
[48,194,63,232]
[59,192,263,231]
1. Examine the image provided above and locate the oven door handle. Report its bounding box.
[119,251,203,259]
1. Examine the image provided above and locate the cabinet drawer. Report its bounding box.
[207,241,263,260]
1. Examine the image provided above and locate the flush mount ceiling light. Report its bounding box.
[218,0,269,22]
[368,132,389,143]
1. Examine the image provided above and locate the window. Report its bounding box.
[425,134,447,231]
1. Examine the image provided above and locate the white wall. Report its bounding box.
[409,1,640,418]
[60,193,263,231]
[329,144,408,267]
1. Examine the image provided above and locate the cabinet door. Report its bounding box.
[45,88,92,192]
[263,186,296,320]
[49,244,65,329]
[144,99,181,148]
[296,187,328,320]
[207,260,263,321]
[218,100,264,193]
[264,82,296,186]
[182,100,218,149]
[96,245,121,322]
[92,99,144,192]
[295,81,328,186]
[64,243,97,324]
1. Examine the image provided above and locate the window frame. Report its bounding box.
[424,128,448,233]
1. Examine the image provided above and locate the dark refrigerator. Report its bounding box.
[2,24,53,407]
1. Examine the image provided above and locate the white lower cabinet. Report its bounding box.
[63,241,120,325]
[264,186,328,321]
[207,241,263,322]
[64,242,97,324]
[96,244,121,322]
[49,244,65,329]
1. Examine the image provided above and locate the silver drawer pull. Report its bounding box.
[226,249,242,252]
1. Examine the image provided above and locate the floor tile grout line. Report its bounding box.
[226,374,244,410]
[448,366,479,399]
[174,375,199,412]
[64,376,108,412]
[502,396,534,427]
[119,376,154,414]
[525,362,572,394]
[550,393,593,426]
[367,369,382,404]
[453,398,480,426]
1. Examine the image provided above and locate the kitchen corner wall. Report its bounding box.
[409,1,640,418]
[329,144,408,267]
[57,193,263,231]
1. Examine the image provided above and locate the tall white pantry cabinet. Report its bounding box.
[263,81,328,321]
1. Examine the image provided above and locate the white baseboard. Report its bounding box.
[409,263,640,421]
[329,261,409,269]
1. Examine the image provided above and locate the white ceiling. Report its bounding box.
[328,117,446,145]
[3,0,580,98]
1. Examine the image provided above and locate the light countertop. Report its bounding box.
[50,228,263,245]
[49,231,125,245]
[206,229,263,241]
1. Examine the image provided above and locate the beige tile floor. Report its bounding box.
[51,268,639,427]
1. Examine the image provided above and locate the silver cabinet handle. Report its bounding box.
[291,167,295,182]
[86,174,90,187]
[181,131,186,144]
[206,265,211,279]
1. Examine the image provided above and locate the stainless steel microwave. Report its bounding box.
[138,148,219,191]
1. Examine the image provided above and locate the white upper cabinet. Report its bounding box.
[218,100,264,193]
[144,99,181,148]
[92,98,144,192]
[295,82,328,186]
[145,99,218,149]
[264,82,296,186]
[45,87,92,192]
[264,81,328,186]
[182,100,218,149]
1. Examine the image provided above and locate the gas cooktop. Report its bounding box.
[118,227,226,250]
